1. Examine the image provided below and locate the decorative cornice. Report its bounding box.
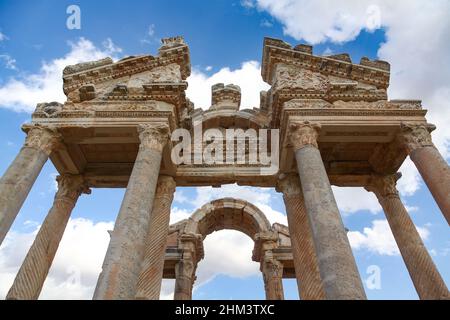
[261,37,390,89]
[138,124,170,152]
[398,122,435,154]
[63,36,190,95]
[289,121,321,150]
[55,174,91,202]
[365,173,401,199]
[22,125,62,156]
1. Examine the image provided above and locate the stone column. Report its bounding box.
[174,252,195,300]
[135,175,176,300]
[6,174,89,299]
[261,252,284,300]
[289,121,366,300]
[366,173,450,300]
[398,123,450,225]
[0,125,61,246]
[276,174,325,300]
[93,124,169,300]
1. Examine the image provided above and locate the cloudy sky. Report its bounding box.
[0,0,449,300]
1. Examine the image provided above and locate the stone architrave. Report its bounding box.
[93,124,169,300]
[289,121,366,300]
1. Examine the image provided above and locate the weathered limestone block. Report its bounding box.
[174,252,195,300]
[6,175,90,299]
[277,174,325,300]
[272,64,330,92]
[398,123,450,225]
[93,124,169,300]
[135,175,176,300]
[0,125,61,246]
[366,174,450,299]
[289,121,366,300]
[261,252,284,300]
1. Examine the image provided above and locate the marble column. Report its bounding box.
[366,173,450,300]
[0,125,61,246]
[93,124,169,300]
[174,252,195,300]
[261,253,284,300]
[289,121,366,300]
[135,175,176,300]
[6,174,89,299]
[276,174,325,300]
[398,123,450,225]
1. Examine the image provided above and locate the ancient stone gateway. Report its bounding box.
[0,36,449,300]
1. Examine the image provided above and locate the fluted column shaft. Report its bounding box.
[399,123,450,225]
[135,175,176,300]
[262,254,284,300]
[94,124,169,300]
[366,174,449,299]
[289,121,366,300]
[174,254,195,300]
[6,174,89,299]
[277,174,325,300]
[0,126,61,246]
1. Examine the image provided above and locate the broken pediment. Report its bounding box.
[62,36,191,105]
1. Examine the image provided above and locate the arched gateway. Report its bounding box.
[158,198,293,300]
[1,36,449,300]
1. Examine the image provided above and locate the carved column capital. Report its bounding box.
[276,173,301,197]
[23,125,62,156]
[289,121,321,150]
[365,173,401,199]
[155,175,176,199]
[398,123,434,154]
[55,174,91,202]
[138,124,170,152]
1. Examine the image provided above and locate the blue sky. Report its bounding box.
[0,0,449,300]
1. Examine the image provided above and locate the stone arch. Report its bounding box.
[184,197,272,239]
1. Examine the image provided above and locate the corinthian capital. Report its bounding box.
[55,174,91,202]
[276,173,302,197]
[155,175,176,198]
[23,125,62,156]
[398,122,434,154]
[138,124,170,152]
[289,121,321,150]
[365,173,401,199]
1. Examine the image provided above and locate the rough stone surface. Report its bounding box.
[367,174,450,299]
[277,174,325,300]
[262,253,284,300]
[135,175,176,300]
[0,126,61,246]
[93,124,169,300]
[291,123,366,300]
[6,175,89,299]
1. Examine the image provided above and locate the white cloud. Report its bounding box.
[186,61,270,110]
[0,31,8,41]
[348,219,430,256]
[0,218,113,299]
[195,230,260,289]
[0,37,122,113]
[333,187,382,215]
[0,54,16,70]
[205,65,212,71]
